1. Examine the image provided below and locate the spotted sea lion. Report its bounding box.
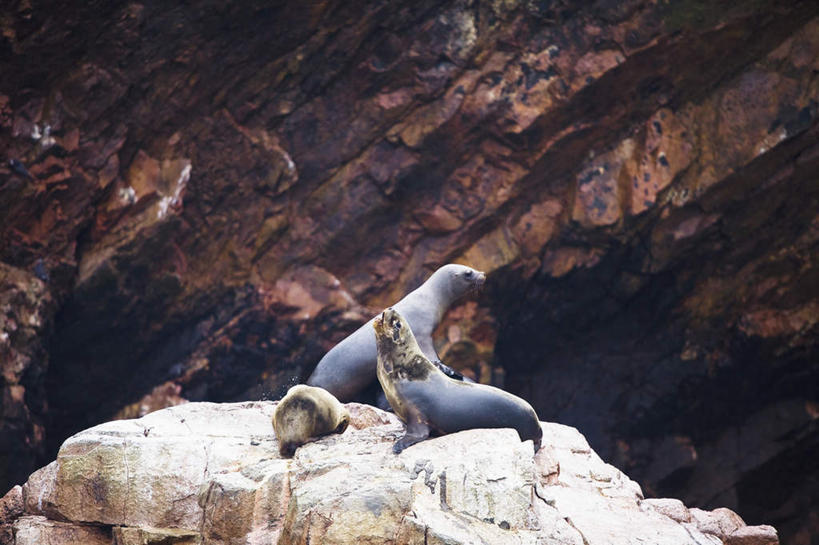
[272,384,350,457]
[374,307,543,454]
[307,264,485,402]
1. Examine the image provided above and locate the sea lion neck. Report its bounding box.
[422,267,461,312]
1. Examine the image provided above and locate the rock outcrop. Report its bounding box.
[0,401,778,545]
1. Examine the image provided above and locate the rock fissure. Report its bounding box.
[121,439,129,522]
[680,523,714,545]
[438,470,449,512]
[563,516,592,545]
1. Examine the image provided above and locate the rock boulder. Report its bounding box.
[1,401,779,545]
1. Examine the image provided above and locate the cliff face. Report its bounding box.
[0,402,781,545]
[0,1,817,543]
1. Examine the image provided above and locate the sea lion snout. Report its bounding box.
[374,308,400,340]
[373,309,388,331]
[473,271,486,290]
[379,308,404,341]
[459,266,486,292]
[380,307,398,324]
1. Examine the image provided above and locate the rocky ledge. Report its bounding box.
[0,402,777,545]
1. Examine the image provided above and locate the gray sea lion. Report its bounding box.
[374,307,543,454]
[307,264,485,402]
[272,384,350,457]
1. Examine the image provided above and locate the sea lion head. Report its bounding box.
[272,384,350,457]
[375,307,433,388]
[374,307,413,351]
[429,264,486,304]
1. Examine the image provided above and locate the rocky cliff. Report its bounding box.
[0,401,780,545]
[0,1,818,543]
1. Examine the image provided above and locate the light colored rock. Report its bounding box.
[690,506,746,538]
[198,459,290,545]
[534,443,560,485]
[347,402,402,430]
[398,429,535,529]
[21,462,58,518]
[113,526,200,545]
[726,524,779,545]
[8,401,780,545]
[541,487,719,545]
[13,515,110,545]
[280,463,413,544]
[538,422,644,501]
[641,497,691,523]
[25,402,279,531]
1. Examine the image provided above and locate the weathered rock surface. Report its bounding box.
[1,1,818,543]
[0,402,779,545]
[0,264,54,495]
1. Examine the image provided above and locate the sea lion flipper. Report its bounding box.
[431,360,475,383]
[393,418,430,454]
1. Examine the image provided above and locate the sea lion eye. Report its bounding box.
[464,270,473,278]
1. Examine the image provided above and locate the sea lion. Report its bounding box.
[307,264,485,402]
[374,307,543,454]
[272,384,350,457]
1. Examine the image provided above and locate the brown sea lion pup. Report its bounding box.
[307,264,486,402]
[374,307,543,454]
[272,384,350,457]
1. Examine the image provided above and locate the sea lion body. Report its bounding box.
[307,264,485,402]
[272,384,350,457]
[374,307,542,454]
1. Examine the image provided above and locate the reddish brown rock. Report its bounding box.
[0,264,54,495]
[0,486,22,524]
[512,199,563,257]
[414,205,463,234]
[113,383,188,421]
[458,225,520,274]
